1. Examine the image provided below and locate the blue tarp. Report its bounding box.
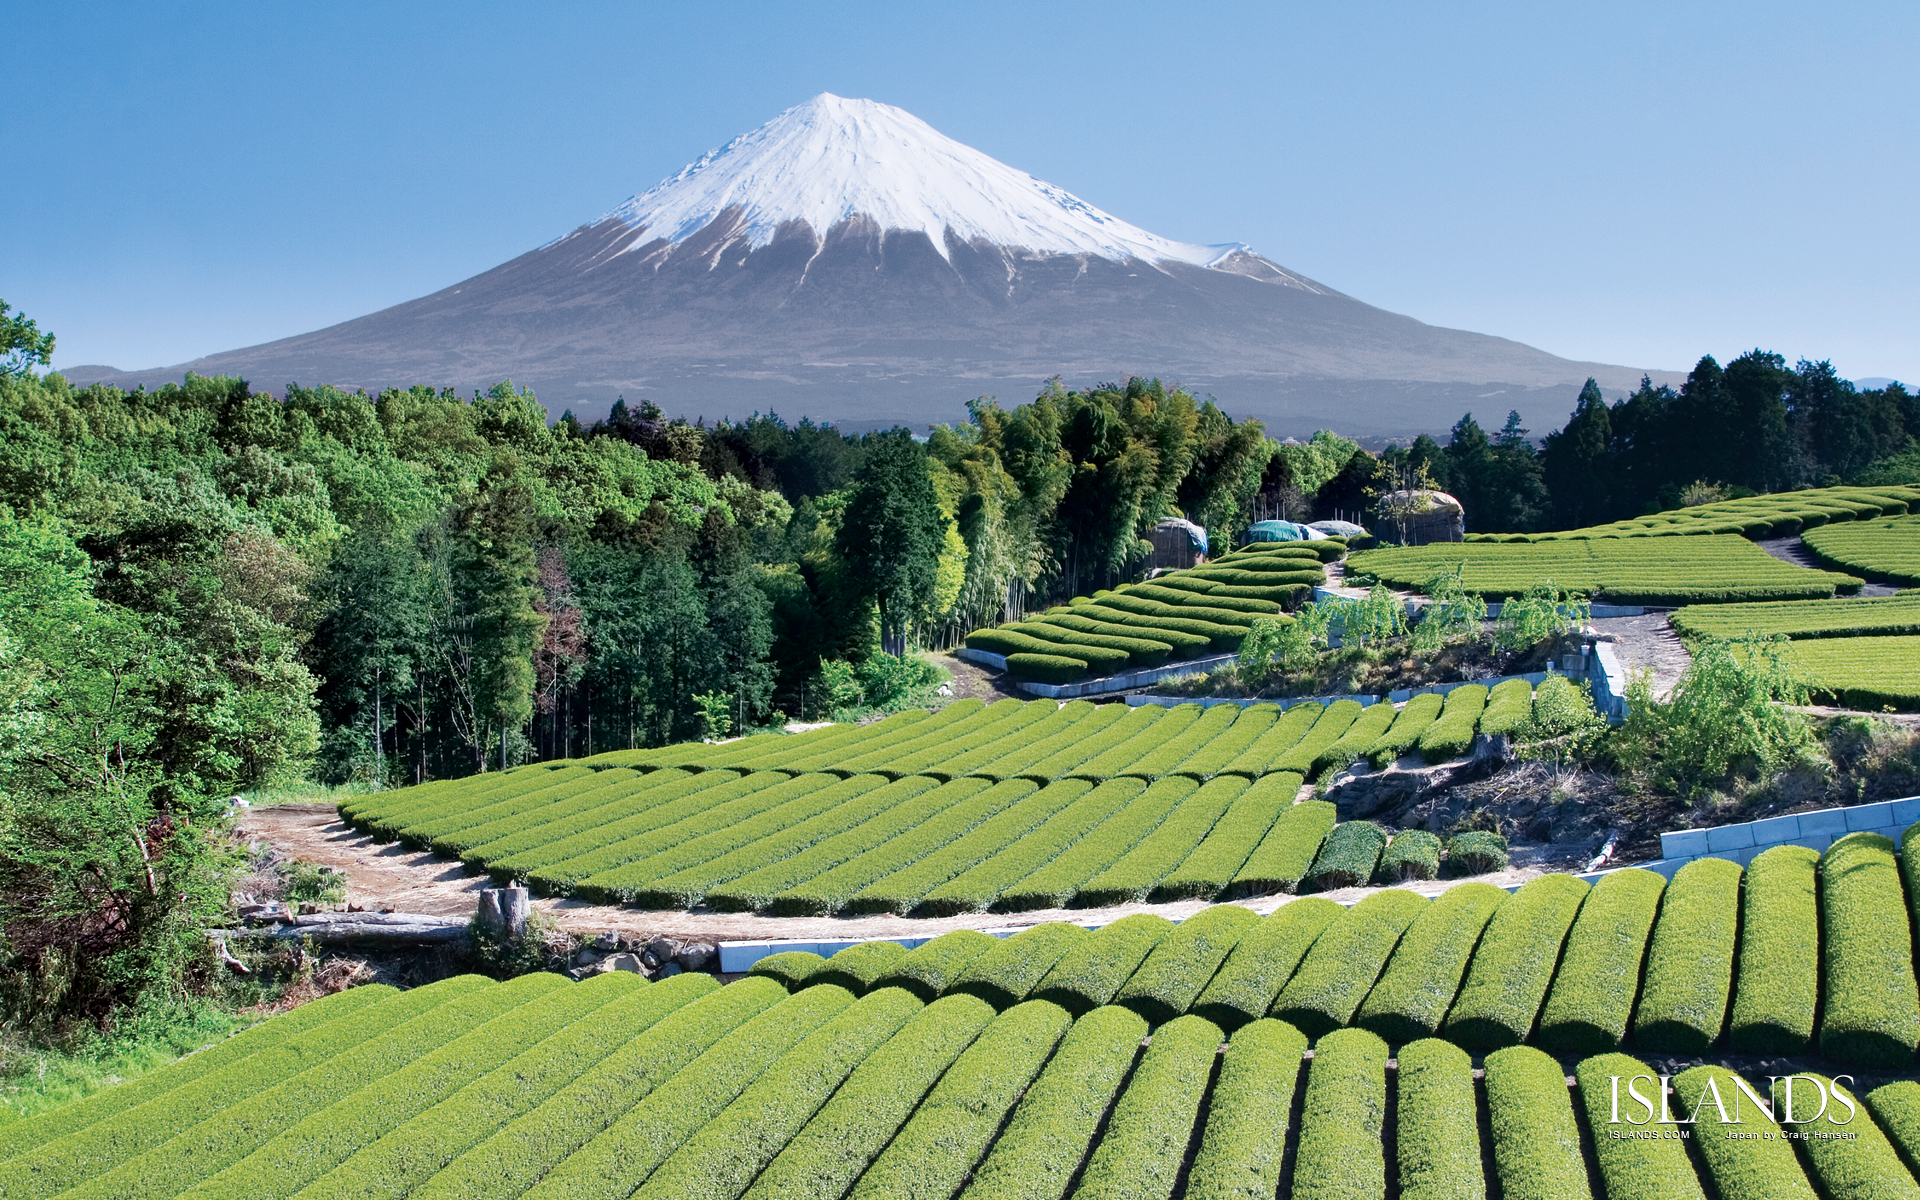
[1155,518,1208,554]
[1244,520,1325,543]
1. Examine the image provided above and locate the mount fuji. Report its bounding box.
[69,94,1667,436]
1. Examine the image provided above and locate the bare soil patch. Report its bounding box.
[1591,612,1691,699]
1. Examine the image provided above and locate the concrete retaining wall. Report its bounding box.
[956,646,1238,700]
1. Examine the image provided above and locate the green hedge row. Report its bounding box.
[1211,582,1314,606]
[857,700,1055,777]
[778,702,983,774]
[1071,1014,1223,1200]
[965,702,1130,780]
[1217,704,1322,776]
[703,777,983,912]
[1632,856,1741,1054]
[299,974,711,1200]
[809,941,909,995]
[1128,581,1282,615]
[394,767,598,848]
[833,700,1030,775]
[197,973,632,1200]
[1476,677,1534,738]
[1077,777,1249,905]
[1192,897,1342,1032]
[400,977,783,1200]
[1444,873,1590,1052]
[525,984,857,1200]
[1483,1045,1594,1200]
[1229,792,1332,894]
[1418,684,1488,763]
[855,782,1076,915]
[1045,610,1213,653]
[440,768,655,860]
[842,1000,1073,1200]
[1309,701,1398,778]
[1303,820,1388,891]
[361,765,583,842]
[1572,1052,1705,1200]
[1115,704,1243,779]
[511,773,794,893]
[1069,706,1205,780]
[0,984,392,1166]
[1006,652,1092,684]
[1272,700,1365,773]
[1537,868,1665,1055]
[1446,830,1509,875]
[1183,1018,1308,1200]
[46,974,546,1200]
[871,929,999,1002]
[958,1005,1150,1200]
[1355,882,1505,1045]
[764,778,1006,915]
[1185,567,1326,590]
[1116,903,1260,1027]
[1669,1065,1817,1200]
[1377,830,1442,882]
[1094,592,1258,631]
[1031,914,1175,1016]
[1274,888,1427,1039]
[585,773,895,906]
[1016,704,1169,781]
[996,778,1199,911]
[748,951,824,991]
[1728,844,1821,1053]
[624,988,924,1200]
[1776,1073,1916,1200]
[1395,1038,1486,1200]
[952,923,1089,1011]
[1290,1027,1389,1200]
[1818,832,1920,1066]
[740,994,995,1200]
[1012,618,1174,666]
[1365,692,1444,768]
[1168,703,1280,779]
[1079,603,1249,650]
[1152,574,1222,594]
[1154,770,1297,900]
[0,979,484,1200]
[1866,1080,1920,1180]
[918,781,1140,914]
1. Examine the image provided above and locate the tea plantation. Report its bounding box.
[15,828,1920,1198]
[339,692,1523,913]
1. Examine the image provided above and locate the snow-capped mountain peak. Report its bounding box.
[597,93,1248,268]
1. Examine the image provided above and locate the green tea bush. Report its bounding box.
[749,951,826,992]
[1669,1065,1818,1200]
[1772,1073,1918,1200]
[1818,832,1920,1066]
[1192,897,1342,1032]
[950,923,1088,1011]
[1070,1014,1222,1200]
[1114,902,1260,1026]
[1289,1028,1389,1200]
[1365,693,1443,768]
[1482,1045,1593,1200]
[1355,882,1505,1045]
[1229,792,1333,895]
[1573,1053,1705,1200]
[1444,873,1589,1052]
[1303,821,1388,890]
[1004,652,1092,684]
[1274,889,1426,1038]
[1376,830,1442,882]
[1308,701,1397,777]
[870,929,999,1002]
[1536,868,1665,1054]
[1631,856,1741,1054]
[1030,914,1174,1016]
[1865,1080,1920,1178]
[1182,1018,1308,1200]
[1477,676,1534,738]
[1417,684,1487,763]
[808,941,909,995]
[1395,1039,1486,1200]
[1155,769,1295,900]
[1446,830,1509,875]
[1728,845,1820,1054]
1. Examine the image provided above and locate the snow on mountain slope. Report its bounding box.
[595,92,1247,268]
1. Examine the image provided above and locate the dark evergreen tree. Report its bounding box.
[1541,379,1614,528]
[836,430,945,656]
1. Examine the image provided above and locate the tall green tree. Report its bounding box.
[1541,379,1614,527]
[836,430,945,655]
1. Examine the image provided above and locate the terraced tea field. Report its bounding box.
[1467,483,1920,542]
[18,829,1920,1199]
[341,691,1522,913]
[1805,514,1920,586]
[1766,634,1920,710]
[1350,533,1862,603]
[1672,594,1920,640]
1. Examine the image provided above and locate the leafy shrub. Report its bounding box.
[1289,1028,1389,1200]
[1183,1018,1309,1200]
[1237,616,1290,686]
[1482,1045,1593,1200]
[958,1005,1149,1198]
[808,940,909,995]
[1446,830,1509,875]
[949,923,1088,1010]
[1354,882,1505,1046]
[1536,867,1665,1054]
[1365,693,1444,768]
[1228,791,1336,894]
[1443,873,1589,1052]
[1669,1065,1818,1200]
[1727,845,1820,1054]
[1818,832,1920,1066]
[1396,1039,1486,1200]
[1476,676,1533,738]
[1273,889,1426,1039]
[283,860,346,906]
[1192,897,1342,1032]
[1618,635,1815,794]
[1417,684,1487,763]
[1005,652,1093,684]
[740,994,995,1200]
[1865,1080,1920,1179]
[1030,914,1174,1016]
[1774,1073,1917,1200]
[1070,1015,1222,1200]
[1573,1053,1705,1200]
[842,999,1072,1200]
[1114,902,1260,1027]
[870,929,999,1002]
[1346,584,1408,645]
[1376,830,1442,882]
[1308,702,1398,778]
[1494,580,1589,651]
[1303,820,1388,890]
[1631,856,1741,1054]
[748,951,825,992]
[1409,565,1487,654]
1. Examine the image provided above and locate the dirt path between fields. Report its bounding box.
[241,803,1546,946]
[1756,535,1900,595]
[1590,612,1690,699]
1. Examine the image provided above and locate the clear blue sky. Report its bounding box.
[6,1,1915,388]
